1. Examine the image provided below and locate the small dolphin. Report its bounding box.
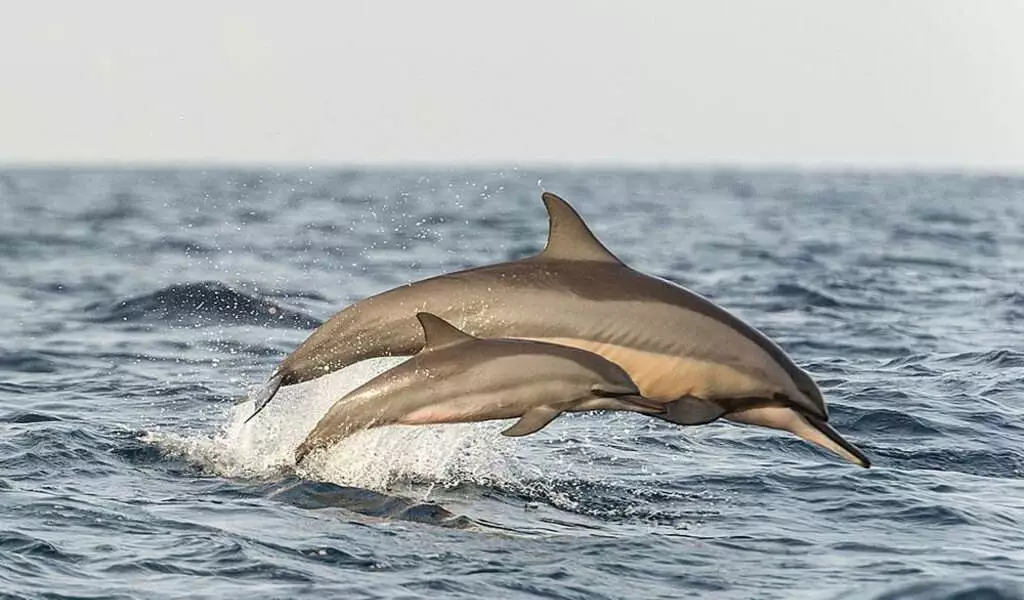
[253,192,870,468]
[293,312,663,464]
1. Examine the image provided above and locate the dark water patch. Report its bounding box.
[0,411,62,424]
[848,409,945,437]
[861,252,966,271]
[403,578,482,597]
[937,349,1024,369]
[4,493,170,539]
[29,277,116,297]
[80,191,140,222]
[915,208,980,226]
[879,354,944,375]
[293,546,383,569]
[783,337,915,359]
[497,579,620,600]
[956,403,1024,435]
[812,493,976,528]
[0,232,102,258]
[432,477,714,526]
[706,534,815,556]
[142,381,223,400]
[770,280,847,309]
[850,578,1024,600]
[302,220,348,234]
[264,479,474,529]
[199,339,290,358]
[83,281,322,329]
[414,210,462,227]
[147,236,217,254]
[0,380,43,395]
[260,287,333,303]
[889,503,976,527]
[829,541,921,555]
[234,208,273,225]
[1,425,126,480]
[31,591,161,600]
[798,240,845,257]
[102,557,316,583]
[109,435,169,466]
[891,223,997,245]
[0,350,63,374]
[0,531,81,563]
[874,447,1024,479]
[992,290,1024,311]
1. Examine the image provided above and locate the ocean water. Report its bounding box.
[1,167,1022,599]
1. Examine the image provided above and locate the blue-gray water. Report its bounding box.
[1,167,1023,599]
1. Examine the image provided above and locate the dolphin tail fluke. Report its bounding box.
[243,372,285,424]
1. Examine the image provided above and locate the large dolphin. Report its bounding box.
[294,312,664,464]
[250,192,870,468]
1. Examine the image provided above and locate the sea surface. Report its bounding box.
[1,167,1022,599]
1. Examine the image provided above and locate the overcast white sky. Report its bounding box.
[2,1,1022,170]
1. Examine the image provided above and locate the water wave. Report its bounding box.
[845,578,1024,600]
[84,281,322,329]
[5,168,1024,598]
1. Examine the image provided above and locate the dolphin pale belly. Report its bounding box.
[294,313,663,465]
[252,192,870,468]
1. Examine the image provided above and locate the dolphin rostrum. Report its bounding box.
[252,192,870,468]
[294,312,664,464]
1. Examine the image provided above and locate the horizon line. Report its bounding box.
[2,159,1023,178]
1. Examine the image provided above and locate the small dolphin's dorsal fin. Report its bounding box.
[416,312,475,350]
[536,192,624,264]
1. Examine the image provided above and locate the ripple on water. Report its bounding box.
[847,578,1024,600]
[873,447,1024,479]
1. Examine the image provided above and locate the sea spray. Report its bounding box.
[147,356,522,494]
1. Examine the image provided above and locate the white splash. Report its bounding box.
[146,356,522,494]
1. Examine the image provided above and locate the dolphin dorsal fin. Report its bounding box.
[416,312,475,350]
[536,192,623,264]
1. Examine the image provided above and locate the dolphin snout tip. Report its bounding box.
[852,451,872,469]
[846,452,872,469]
[293,442,316,467]
[804,414,872,469]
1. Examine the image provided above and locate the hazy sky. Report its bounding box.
[2,1,1022,169]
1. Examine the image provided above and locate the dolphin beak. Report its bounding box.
[802,414,871,468]
[294,441,315,466]
[244,372,285,424]
[725,405,871,468]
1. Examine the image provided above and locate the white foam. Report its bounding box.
[146,356,522,494]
